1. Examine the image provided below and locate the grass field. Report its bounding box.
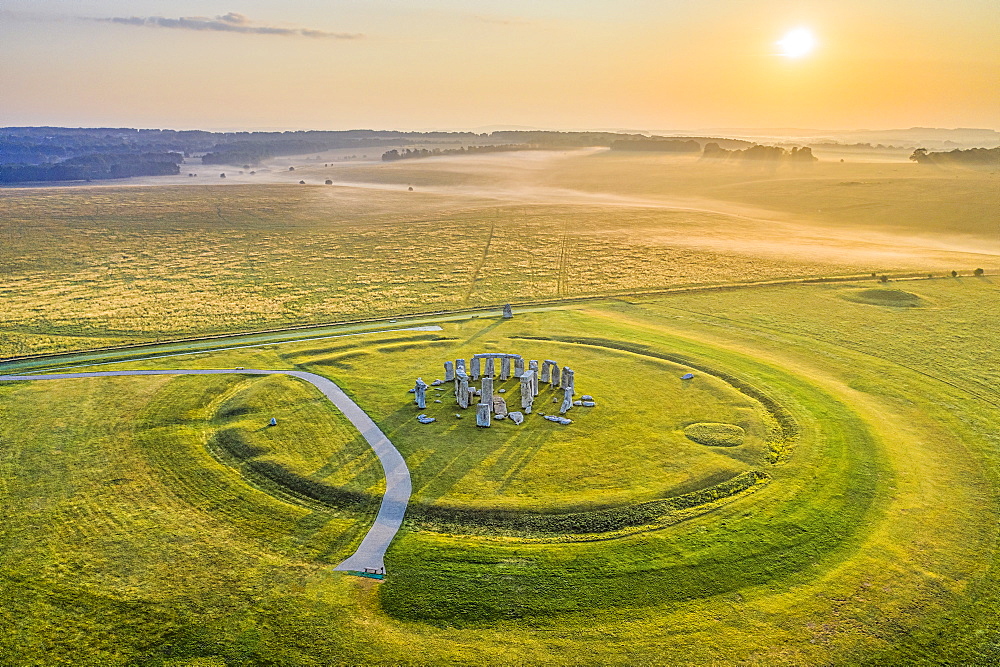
[3,274,1000,664]
[2,150,996,358]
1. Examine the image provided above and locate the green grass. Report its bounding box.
[842,287,925,307]
[683,422,746,446]
[4,279,1000,663]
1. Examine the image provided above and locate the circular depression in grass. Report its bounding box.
[842,288,925,308]
[683,422,746,447]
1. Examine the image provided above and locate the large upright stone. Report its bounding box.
[414,377,429,409]
[529,360,538,375]
[561,367,572,389]
[471,357,481,380]
[500,356,511,381]
[514,357,525,378]
[484,356,495,378]
[559,386,573,414]
[519,370,536,413]
[540,361,552,384]
[481,377,494,408]
[476,403,491,427]
[503,304,513,319]
[564,368,575,394]
[444,361,455,382]
[457,373,470,409]
[550,364,561,388]
[456,359,466,376]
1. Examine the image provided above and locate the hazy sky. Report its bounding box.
[1,0,997,131]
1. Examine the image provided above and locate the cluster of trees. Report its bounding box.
[0,152,181,183]
[610,139,700,153]
[703,143,817,162]
[909,147,1000,166]
[381,144,535,162]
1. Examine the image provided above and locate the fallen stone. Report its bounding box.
[498,388,506,393]
[681,373,695,380]
[431,379,444,386]
[581,395,594,401]
[416,414,436,424]
[434,399,442,403]
[581,401,596,407]
[494,414,506,420]
[455,413,463,418]
[509,411,524,425]
[573,400,583,406]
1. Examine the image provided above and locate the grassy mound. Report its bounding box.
[843,288,925,307]
[683,422,746,446]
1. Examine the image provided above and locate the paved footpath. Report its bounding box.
[0,369,411,575]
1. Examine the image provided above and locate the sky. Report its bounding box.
[1,0,997,131]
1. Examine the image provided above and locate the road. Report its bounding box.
[0,368,410,575]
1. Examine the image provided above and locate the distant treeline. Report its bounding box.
[0,152,181,183]
[703,143,817,162]
[910,146,1000,166]
[812,142,910,151]
[202,137,403,166]
[381,144,535,162]
[610,139,700,153]
[0,126,824,183]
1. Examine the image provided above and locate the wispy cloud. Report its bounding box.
[87,12,363,39]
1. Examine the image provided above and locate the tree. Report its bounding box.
[974,268,985,276]
[879,275,889,283]
[951,270,958,277]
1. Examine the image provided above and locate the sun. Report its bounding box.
[776,27,817,58]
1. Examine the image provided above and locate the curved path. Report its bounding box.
[0,369,411,575]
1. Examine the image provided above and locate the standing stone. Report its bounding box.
[559,386,573,414]
[457,373,470,409]
[514,357,525,378]
[540,361,552,384]
[503,304,513,319]
[529,360,538,375]
[492,395,508,417]
[561,367,572,389]
[520,370,536,413]
[414,377,429,409]
[481,376,494,408]
[468,386,478,406]
[476,403,491,427]
[501,356,512,381]
[550,364,561,388]
[484,356,495,378]
[444,361,455,382]
[471,357,481,380]
[564,368,575,394]
[456,359,466,376]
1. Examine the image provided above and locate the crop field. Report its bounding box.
[2,274,1000,664]
[2,150,996,359]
